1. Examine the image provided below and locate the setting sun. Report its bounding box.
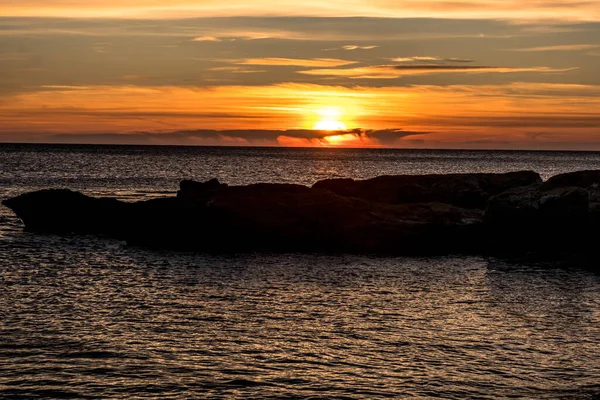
[313,107,347,131]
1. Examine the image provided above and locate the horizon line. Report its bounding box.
[2,141,600,153]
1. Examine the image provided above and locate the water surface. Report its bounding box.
[1,144,599,399]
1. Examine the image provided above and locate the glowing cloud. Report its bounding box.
[2,1,600,21]
[1,83,599,150]
[510,44,600,52]
[298,65,578,79]
[235,58,358,67]
[192,36,222,42]
[342,45,379,50]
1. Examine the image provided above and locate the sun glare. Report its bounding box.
[312,106,347,131]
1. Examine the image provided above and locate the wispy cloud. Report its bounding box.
[192,36,222,42]
[342,45,378,50]
[392,56,439,62]
[235,58,358,67]
[510,44,600,51]
[2,0,600,21]
[33,128,427,147]
[323,45,379,51]
[2,83,600,149]
[208,66,265,73]
[298,65,578,79]
[390,56,474,63]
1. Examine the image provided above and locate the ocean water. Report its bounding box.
[1,144,600,399]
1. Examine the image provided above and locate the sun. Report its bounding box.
[312,106,347,131]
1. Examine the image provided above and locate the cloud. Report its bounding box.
[341,45,379,50]
[2,0,600,21]
[2,82,600,149]
[355,128,429,145]
[30,128,428,147]
[390,56,474,62]
[403,115,600,129]
[192,36,222,42]
[323,45,379,51]
[392,56,440,62]
[510,44,600,51]
[208,66,265,73]
[234,58,358,67]
[445,58,475,63]
[298,65,578,79]
[3,16,594,43]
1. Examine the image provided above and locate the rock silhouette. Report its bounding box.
[485,170,600,263]
[3,170,600,267]
[312,171,541,208]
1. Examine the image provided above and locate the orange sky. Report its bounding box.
[0,2,599,149]
[2,0,600,20]
[1,83,598,149]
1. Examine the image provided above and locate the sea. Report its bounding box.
[1,143,599,399]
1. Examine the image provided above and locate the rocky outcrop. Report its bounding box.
[177,178,227,200]
[540,170,600,223]
[486,169,600,226]
[165,183,484,254]
[485,185,589,228]
[312,171,541,209]
[2,189,132,237]
[541,170,600,192]
[3,178,484,255]
[485,171,600,263]
[2,170,599,266]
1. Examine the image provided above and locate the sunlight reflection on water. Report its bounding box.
[1,145,600,398]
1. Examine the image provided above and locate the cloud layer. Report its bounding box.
[0,12,598,149]
[1,83,599,149]
[2,0,600,21]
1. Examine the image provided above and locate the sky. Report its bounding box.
[0,1,599,149]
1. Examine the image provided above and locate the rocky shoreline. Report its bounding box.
[3,170,600,269]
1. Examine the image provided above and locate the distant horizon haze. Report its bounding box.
[2,129,600,151]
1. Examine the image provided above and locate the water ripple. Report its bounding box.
[1,145,600,398]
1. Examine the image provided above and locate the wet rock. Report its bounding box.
[312,171,541,209]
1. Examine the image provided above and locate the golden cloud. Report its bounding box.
[297,65,579,79]
[1,82,599,150]
[1,0,599,21]
[235,58,359,67]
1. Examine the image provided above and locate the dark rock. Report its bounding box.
[485,183,592,258]
[484,184,542,227]
[184,183,484,254]
[541,170,600,191]
[486,185,590,228]
[541,170,600,217]
[487,170,600,231]
[178,178,227,200]
[2,180,484,255]
[312,171,541,209]
[1,189,131,237]
[539,186,589,222]
[4,171,598,264]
